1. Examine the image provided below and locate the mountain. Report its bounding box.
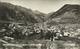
[33,10,47,22]
[45,11,55,21]
[0,2,46,24]
[47,4,80,24]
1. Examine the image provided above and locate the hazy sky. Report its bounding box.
[0,0,80,13]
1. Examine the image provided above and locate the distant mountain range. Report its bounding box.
[47,4,80,25]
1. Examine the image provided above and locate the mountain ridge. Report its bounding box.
[0,2,47,24]
[47,4,80,25]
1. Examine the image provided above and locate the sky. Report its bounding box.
[0,0,80,13]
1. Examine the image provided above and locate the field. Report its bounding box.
[0,34,80,49]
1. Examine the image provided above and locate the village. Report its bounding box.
[0,23,80,49]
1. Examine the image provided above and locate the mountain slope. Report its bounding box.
[47,4,80,24]
[0,2,46,23]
